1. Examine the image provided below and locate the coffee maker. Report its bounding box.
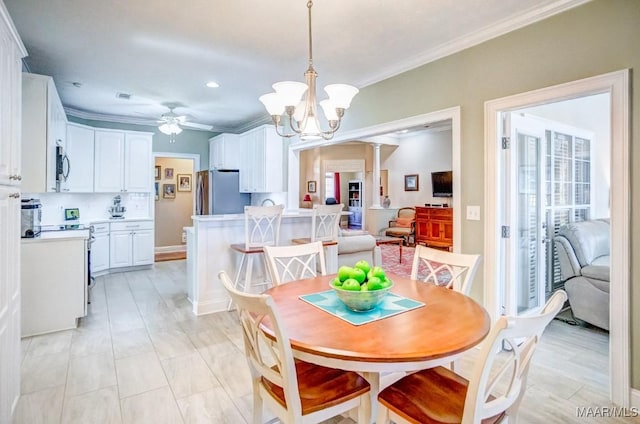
[21,198,42,238]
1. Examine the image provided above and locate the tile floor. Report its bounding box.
[14,260,637,423]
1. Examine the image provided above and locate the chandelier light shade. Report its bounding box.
[259,0,358,141]
[158,114,183,143]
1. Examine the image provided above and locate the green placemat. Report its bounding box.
[299,290,425,326]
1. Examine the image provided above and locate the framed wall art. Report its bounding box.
[163,183,176,199]
[404,174,419,191]
[165,168,174,179]
[178,174,192,192]
[307,180,317,193]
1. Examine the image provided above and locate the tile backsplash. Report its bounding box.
[22,192,152,225]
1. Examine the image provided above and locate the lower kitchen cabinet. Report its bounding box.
[109,220,154,268]
[90,222,109,273]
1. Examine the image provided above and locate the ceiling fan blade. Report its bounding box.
[181,122,213,131]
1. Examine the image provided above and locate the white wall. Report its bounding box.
[25,192,151,225]
[381,129,453,208]
[521,93,610,218]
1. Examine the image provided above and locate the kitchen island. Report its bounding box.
[188,210,338,315]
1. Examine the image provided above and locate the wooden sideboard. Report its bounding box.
[415,206,453,250]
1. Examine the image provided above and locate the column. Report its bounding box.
[371,143,382,209]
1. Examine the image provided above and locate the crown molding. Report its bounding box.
[233,114,273,134]
[1,1,27,57]
[356,0,591,88]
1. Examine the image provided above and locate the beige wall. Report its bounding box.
[322,0,640,387]
[154,157,194,247]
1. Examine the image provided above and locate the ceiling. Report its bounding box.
[4,0,586,134]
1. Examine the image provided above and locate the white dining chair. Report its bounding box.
[410,245,481,295]
[218,271,371,424]
[377,290,567,424]
[311,204,343,242]
[263,241,327,285]
[228,204,283,310]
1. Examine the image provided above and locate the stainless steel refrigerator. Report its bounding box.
[195,170,251,215]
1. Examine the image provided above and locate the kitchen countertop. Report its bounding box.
[192,209,314,222]
[21,225,90,242]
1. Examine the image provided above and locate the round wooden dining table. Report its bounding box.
[261,272,491,421]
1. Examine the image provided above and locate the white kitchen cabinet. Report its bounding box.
[94,130,152,193]
[239,125,283,193]
[90,222,109,274]
[124,132,153,192]
[65,123,95,192]
[132,229,154,265]
[0,9,25,422]
[209,133,241,170]
[21,72,67,193]
[109,220,154,268]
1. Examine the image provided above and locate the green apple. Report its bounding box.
[354,260,371,276]
[350,267,366,284]
[338,266,353,282]
[366,276,383,291]
[341,278,361,291]
[331,277,343,287]
[371,266,386,280]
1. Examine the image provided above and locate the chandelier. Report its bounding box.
[259,1,358,141]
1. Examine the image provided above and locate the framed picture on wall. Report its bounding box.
[178,174,191,192]
[155,182,159,201]
[163,183,176,199]
[155,165,161,180]
[307,180,317,193]
[404,174,419,191]
[165,168,174,179]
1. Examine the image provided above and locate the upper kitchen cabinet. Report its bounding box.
[209,133,241,170]
[64,123,95,192]
[21,73,67,193]
[239,125,283,193]
[94,130,152,193]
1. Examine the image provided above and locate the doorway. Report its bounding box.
[484,70,630,406]
[153,152,200,260]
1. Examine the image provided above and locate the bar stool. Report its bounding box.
[228,204,283,310]
[292,204,343,274]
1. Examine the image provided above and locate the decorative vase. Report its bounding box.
[382,196,391,208]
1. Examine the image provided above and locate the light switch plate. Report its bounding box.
[467,205,481,221]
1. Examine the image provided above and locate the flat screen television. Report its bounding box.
[431,171,453,197]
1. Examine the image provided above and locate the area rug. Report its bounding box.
[379,244,454,284]
[379,244,415,278]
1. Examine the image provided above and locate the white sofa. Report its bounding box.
[336,234,382,268]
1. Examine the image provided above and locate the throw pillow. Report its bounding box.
[395,217,413,228]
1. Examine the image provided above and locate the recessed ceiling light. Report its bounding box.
[206,81,219,88]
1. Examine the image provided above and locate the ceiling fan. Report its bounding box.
[157,107,212,142]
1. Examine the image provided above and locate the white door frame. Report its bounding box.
[484,70,630,406]
[288,106,463,251]
[153,152,201,214]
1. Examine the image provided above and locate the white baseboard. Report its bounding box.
[155,245,186,254]
[631,388,640,409]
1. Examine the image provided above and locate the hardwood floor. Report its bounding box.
[14,260,636,423]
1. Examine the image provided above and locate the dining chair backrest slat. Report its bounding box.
[263,241,327,285]
[244,204,284,250]
[411,245,481,295]
[311,204,343,242]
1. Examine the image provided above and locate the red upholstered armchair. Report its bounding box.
[385,207,416,246]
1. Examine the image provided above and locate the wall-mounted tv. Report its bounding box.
[431,171,453,197]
